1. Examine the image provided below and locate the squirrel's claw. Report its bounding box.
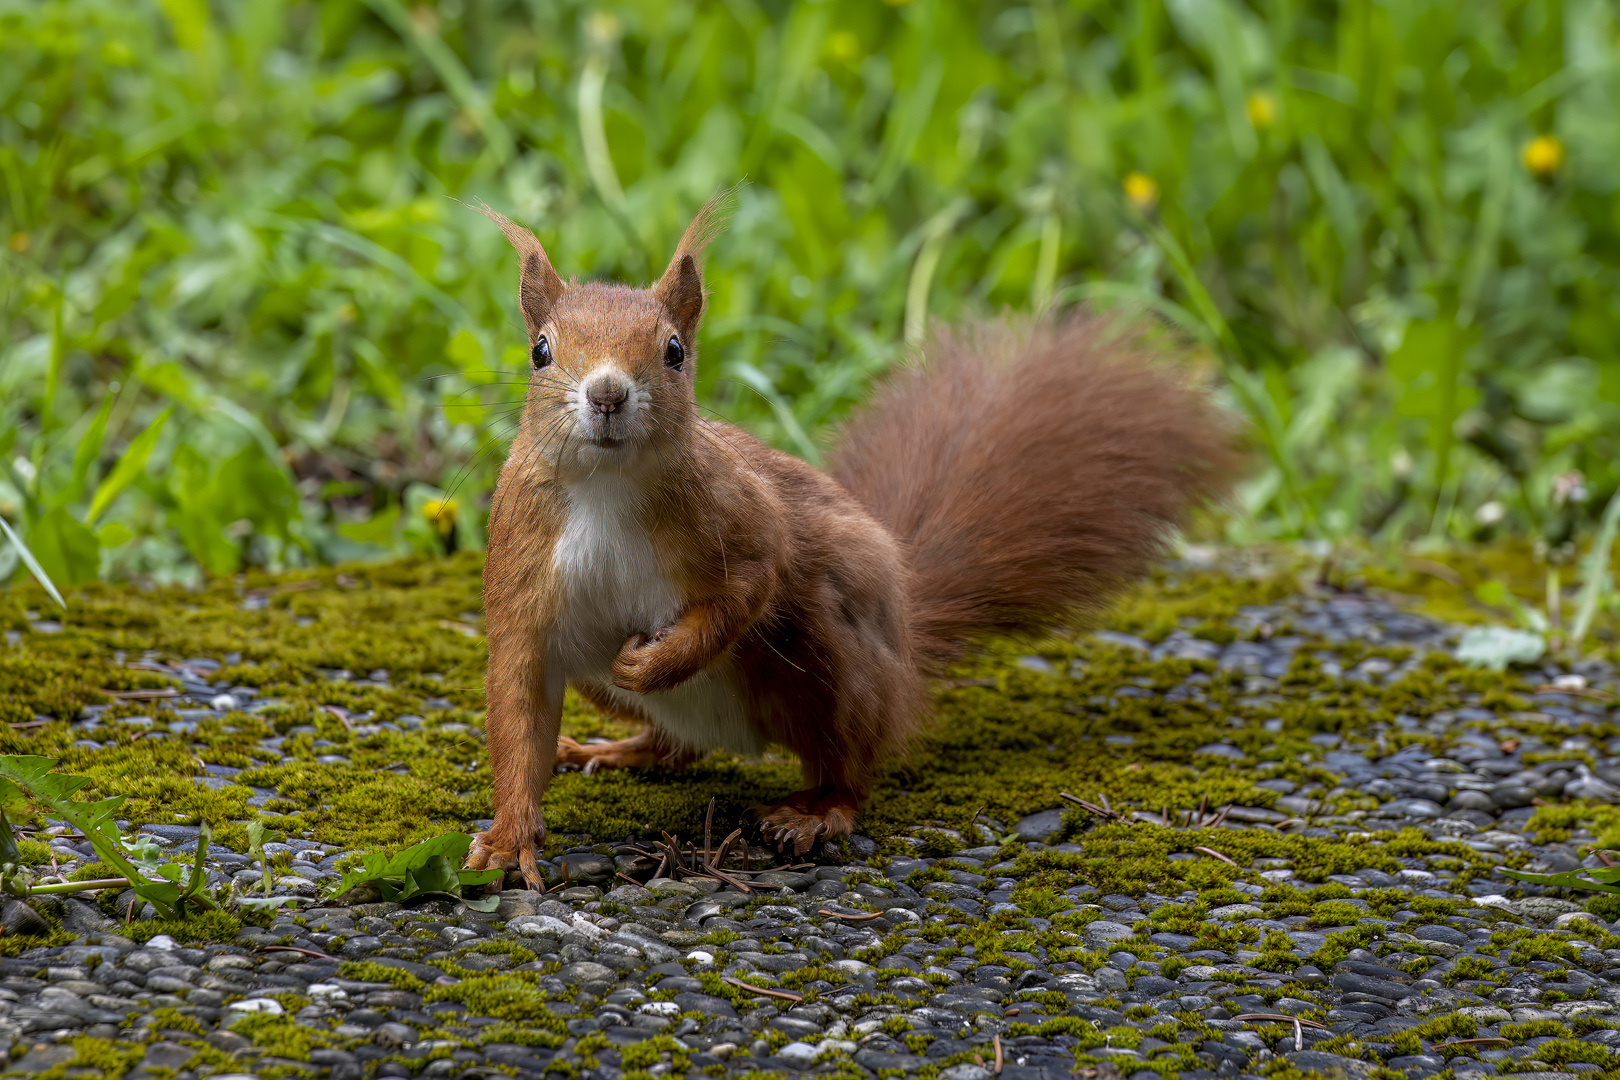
[467,825,546,891]
[747,792,859,857]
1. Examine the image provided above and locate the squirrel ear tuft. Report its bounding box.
[471,201,564,336]
[655,185,739,336]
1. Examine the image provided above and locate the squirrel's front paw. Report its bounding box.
[610,627,681,693]
[466,822,546,890]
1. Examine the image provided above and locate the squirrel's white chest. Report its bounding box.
[550,474,679,672]
[547,475,756,753]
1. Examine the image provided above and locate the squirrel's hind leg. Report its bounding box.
[558,684,699,774]
[747,787,861,856]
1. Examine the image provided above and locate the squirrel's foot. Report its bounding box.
[747,789,860,856]
[466,823,546,891]
[556,731,695,776]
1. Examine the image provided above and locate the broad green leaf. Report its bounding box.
[248,818,285,897]
[327,832,489,904]
[214,443,299,538]
[460,891,501,912]
[97,522,134,548]
[1455,626,1545,671]
[447,329,483,371]
[1499,866,1620,894]
[0,809,19,868]
[158,0,210,53]
[0,757,160,914]
[336,504,399,546]
[29,507,101,586]
[87,408,170,525]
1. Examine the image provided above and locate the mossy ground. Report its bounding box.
[0,543,1611,868]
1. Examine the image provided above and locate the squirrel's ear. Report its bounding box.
[656,253,704,336]
[655,186,738,337]
[473,202,565,336]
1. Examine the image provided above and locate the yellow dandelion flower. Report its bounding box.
[1522,135,1563,178]
[1124,172,1158,213]
[422,499,458,537]
[826,31,860,63]
[1246,91,1277,131]
[586,11,621,45]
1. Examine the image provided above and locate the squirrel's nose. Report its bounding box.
[586,378,629,415]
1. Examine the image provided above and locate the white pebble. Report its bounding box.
[227,998,284,1015]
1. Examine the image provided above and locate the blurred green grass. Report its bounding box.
[2,0,1619,596]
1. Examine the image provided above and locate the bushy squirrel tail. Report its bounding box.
[828,315,1244,672]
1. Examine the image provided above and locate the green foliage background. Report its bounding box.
[3,0,1620,585]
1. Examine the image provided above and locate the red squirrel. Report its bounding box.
[464,197,1241,887]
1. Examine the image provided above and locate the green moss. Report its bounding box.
[338,961,426,992]
[474,1023,565,1049]
[125,910,241,945]
[15,839,52,865]
[0,544,1595,880]
[620,1035,693,1070]
[1444,957,1496,986]
[1506,936,1581,966]
[229,1013,337,1058]
[422,972,566,1028]
[464,938,539,965]
[1501,1020,1572,1041]
[19,1035,145,1080]
[1527,1039,1619,1069]
[0,927,74,955]
[148,1006,209,1035]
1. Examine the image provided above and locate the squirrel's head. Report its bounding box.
[480,197,730,477]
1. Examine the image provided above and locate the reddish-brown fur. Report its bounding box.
[831,319,1244,672]
[465,199,1241,885]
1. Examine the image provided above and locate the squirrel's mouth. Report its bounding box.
[590,437,624,450]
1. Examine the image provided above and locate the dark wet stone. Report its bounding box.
[1381,798,1442,818]
[923,882,984,901]
[671,992,737,1017]
[372,1021,418,1047]
[1413,924,1470,947]
[1,899,52,937]
[753,871,814,890]
[1132,975,1178,996]
[1333,961,1411,983]
[1330,972,1411,1000]
[1491,784,1536,809]
[1447,791,1496,813]
[1286,1050,1376,1077]
[556,853,614,884]
[855,1048,930,1072]
[558,961,616,985]
[141,1042,198,1069]
[1013,809,1067,842]
[1149,932,1196,950]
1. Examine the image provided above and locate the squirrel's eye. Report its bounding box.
[663,334,684,370]
[531,335,552,369]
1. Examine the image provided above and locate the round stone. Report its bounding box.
[1447,790,1495,813]
[1491,784,1535,809]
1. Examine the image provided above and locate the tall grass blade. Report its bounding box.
[87,408,170,525]
[1570,488,1620,647]
[0,516,66,609]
